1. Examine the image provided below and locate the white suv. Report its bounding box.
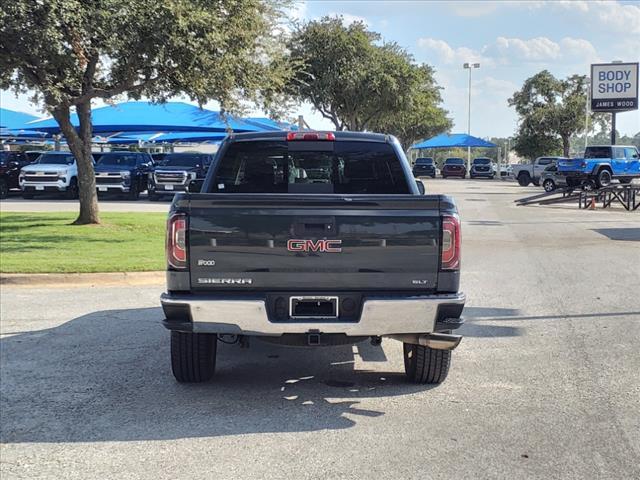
[20,152,81,199]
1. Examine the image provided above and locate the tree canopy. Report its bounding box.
[288,17,450,146]
[508,70,603,159]
[0,0,291,224]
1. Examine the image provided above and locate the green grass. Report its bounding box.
[0,212,167,273]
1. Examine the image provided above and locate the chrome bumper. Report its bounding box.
[96,184,130,192]
[161,292,465,336]
[21,180,68,190]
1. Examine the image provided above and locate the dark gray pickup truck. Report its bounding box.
[161,131,465,384]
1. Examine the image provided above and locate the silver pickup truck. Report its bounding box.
[513,156,562,186]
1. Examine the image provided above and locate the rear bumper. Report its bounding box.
[442,169,465,177]
[161,292,465,337]
[151,184,187,194]
[470,170,493,177]
[21,182,69,192]
[96,184,131,193]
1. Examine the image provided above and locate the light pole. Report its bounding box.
[584,77,590,151]
[463,62,480,172]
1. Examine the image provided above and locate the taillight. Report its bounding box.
[286,131,335,141]
[167,213,187,269]
[441,214,461,270]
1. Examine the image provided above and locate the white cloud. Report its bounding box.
[417,38,489,66]
[418,36,600,67]
[486,36,561,63]
[447,0,640,35]
[531,0,640,35]
[448,1,500,17]
[327,12,370,28]
[290,1,308,22]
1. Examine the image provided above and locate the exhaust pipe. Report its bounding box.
[419,332,462,350]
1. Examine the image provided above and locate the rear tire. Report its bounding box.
[65,178,79,200]
[543,179,556,192]
[517,173,531,186]
[170,331,217,383]
[619,177,632,184]
[595,168,612,188]
[0,179,8,199]
[128,181,140,200]
[403,343,451,384]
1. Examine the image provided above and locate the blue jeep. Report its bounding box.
[558,145,640,188]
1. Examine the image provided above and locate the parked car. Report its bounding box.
[19,152,83,199]
[469,157,494,179]
[513,157,562,186]
[148,152,214,199]
[161,131,465,385]
[151,152,170,165]
[94,151,154,200]
[442,157,467,178]
[557,145,640,188]
[24,150,48,163]
[498,164,513,177]
[1,151,33,198]
[412,157,436,178]
[540,164,567,192]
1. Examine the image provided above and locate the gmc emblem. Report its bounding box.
[287,239,342,253]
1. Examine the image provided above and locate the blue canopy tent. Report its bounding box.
[0,108,50,143]
[99,131,228,145]
[0,108,39,129]
[410,133,498,171]
[22,101,279,135]
[411,133,497,149]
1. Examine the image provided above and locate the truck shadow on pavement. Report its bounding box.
[0,307,444,444]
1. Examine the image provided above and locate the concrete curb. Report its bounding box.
[0,271,165,287]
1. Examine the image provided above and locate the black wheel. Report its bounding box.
[619,177,632,184]
[128,183,140,200]
[0,179,8,199]
[517,173,531,186]
[595,169,612,188]
[170,331,217,383]
[403,343,451,384]
[65,178,79,199]
[532,179,540,187]
[543,179,556,192]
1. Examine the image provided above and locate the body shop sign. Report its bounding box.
[591,62,638,112]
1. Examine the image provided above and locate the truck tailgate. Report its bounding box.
[188,194,442,292]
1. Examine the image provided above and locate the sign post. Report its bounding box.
[590,62,639,145]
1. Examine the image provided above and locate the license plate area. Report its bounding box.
[290,296,338,319]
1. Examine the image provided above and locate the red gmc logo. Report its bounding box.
[287,239,342,253]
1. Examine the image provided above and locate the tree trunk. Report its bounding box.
[52,103,100,225]
[561,135,570,158]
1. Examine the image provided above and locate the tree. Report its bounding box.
[512,117,562,160]
[288,17,450,141]
[370,64,452,150]
[509,70,602,158]
[0,0,290,224]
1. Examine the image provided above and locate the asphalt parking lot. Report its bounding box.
[1,179,639,479]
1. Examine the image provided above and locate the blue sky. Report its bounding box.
[2,0,638,138]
